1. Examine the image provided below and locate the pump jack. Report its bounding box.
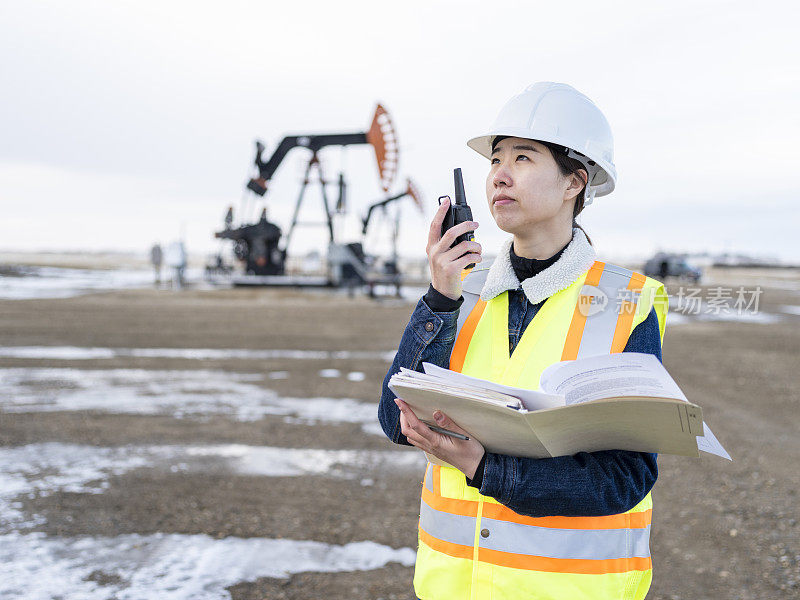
[212,104,420,290]
[361,177,422,276]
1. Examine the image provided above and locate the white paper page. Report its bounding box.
[538,353,689,405]
[391,372,522,409]
[422,362,564,410]
[696,421,732,460]
[398,367,446,384]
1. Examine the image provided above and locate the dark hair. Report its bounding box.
[492,136,593,245]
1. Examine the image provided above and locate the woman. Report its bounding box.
[379,82,668,600]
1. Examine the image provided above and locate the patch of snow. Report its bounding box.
[779,304,800,315]
[0,368,382,433]
[182,445,423,478]
[754,279,800,291]
[0,346,396,362]
[0,443,423,534]
[369,284,427,302]
[0,347,119,360]
[666,311,692,325]
[347,372,366,382]
[0,532,415,600]
[694,309,781,324]
[0,266,161,300]
[667,304,782,325]
[0,444,150,530]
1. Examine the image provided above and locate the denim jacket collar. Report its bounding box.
[480,227,597,305]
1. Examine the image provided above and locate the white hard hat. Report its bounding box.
[467,82,616,206]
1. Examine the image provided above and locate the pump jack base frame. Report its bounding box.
[205,271,403,293]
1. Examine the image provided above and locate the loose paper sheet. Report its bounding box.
[422,362,564,410]
[696,422,732,460]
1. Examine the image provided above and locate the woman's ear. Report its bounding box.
[564,169,588,202]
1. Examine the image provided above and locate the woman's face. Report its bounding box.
[485,137,575,235]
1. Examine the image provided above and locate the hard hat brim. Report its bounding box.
[467,130,616,197]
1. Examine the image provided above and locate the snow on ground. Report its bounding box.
[747,279,800,291]
[0,263,426,302]
[0,443,149,530]
[780,304,800,315]
[666,311,692,325]
[182,444,423,478]
[692,306,782,324]
[0,532,415,600]
[0,346,395,362]
[0,368,384,434]
[0,443,423,532]
[0,266,161,300]
[667,306,784,326]
[0,440,420,597]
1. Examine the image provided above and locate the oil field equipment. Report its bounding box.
[211,104,421,291]
[357,178,423,294]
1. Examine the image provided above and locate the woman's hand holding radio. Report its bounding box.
[427,199,481,301]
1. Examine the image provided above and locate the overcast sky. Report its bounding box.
[1,0,798,263]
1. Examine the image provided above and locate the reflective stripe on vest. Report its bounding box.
[414,261,667,600]
[450,263,492,373]
[562,262,651,360]
[420,493,651,563]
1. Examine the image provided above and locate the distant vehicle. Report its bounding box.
[644,253,702,283]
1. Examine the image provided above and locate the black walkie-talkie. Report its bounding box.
[439,168,475,269]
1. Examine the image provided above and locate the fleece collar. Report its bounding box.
[480,228,597,305]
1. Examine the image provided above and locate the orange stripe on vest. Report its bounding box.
[610,271,646,353]
[419,527,475,561]
[561,261,605,361]
[449,299,487,372]
[420,527,652,574]
[431,464,442,496]
[422,487,650,529]
[477,546,653,575]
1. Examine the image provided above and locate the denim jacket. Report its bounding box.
[378,288,661,518]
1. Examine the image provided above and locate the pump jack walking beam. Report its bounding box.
[247,104,398,197]
[361,178,423,235]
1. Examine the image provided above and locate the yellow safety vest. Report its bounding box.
[414,260,668,600]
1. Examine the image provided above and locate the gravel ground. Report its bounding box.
[0,275,798,599]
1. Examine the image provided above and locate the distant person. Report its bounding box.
[150,243,163,285]
[379,83,669,600]
[164,241,187,290]
[660,259,670,280]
